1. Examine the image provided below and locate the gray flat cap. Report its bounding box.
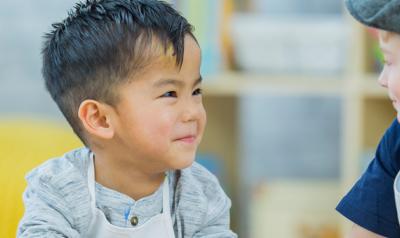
[346,0,400,33]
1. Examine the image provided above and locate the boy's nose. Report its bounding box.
[378,70,388,88]
[181,102,203,123]
[182,107,199,122]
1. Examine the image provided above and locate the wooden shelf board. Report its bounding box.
[203,72,345,96]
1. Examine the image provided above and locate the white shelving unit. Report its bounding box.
[199,24,394,237]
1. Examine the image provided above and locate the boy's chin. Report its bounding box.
[168,155,195,170]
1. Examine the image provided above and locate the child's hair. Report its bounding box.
[42,0,195,144]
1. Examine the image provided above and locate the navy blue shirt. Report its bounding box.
[337,119,400,237]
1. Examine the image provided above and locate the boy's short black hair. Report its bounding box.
[42,0,195,144]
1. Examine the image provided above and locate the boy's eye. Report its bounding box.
[193,88,202,96]
[162,91,177,98]
[383,59,393,66]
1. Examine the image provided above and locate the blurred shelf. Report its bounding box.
[203,72,390,98]
[203,72,345,96]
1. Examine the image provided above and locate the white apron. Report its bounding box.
[393,172,400,223]
[86,155,175,238]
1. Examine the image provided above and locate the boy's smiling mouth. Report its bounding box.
[390,97,400,112]
[174,135,197,144]
[389,94,399,109]
[393,100,399,109]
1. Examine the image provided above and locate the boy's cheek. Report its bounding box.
[199,112,207,139]
[389,75,400,96]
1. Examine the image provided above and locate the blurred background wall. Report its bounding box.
[0,0,396,237]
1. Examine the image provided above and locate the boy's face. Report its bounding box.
[378,30,400,122]
[110,35,206,172]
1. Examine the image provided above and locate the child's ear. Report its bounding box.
[78,100,114,139]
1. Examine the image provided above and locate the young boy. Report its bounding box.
[337,0,400,237]
[17,0,237,237]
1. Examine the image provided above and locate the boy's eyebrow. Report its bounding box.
[380,47,393,57]
[153,79,183,88]
[153,76,203,88]
[381,48,392,55]
[380,46,389,53]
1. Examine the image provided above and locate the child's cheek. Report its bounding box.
[390,67,400,95]
[149,112,175,146]
[196,107,207,143]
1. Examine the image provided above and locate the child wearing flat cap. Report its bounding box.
[337,0,400,237]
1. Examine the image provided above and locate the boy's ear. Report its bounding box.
[78,100,114,140]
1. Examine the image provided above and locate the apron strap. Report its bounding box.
[87,152,97,210]
[162,172,171,216]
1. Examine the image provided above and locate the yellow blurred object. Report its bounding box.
[0,119,82,238]
[221,0,235,69]
[299,224,339,238]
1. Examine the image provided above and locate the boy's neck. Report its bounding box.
[92,152,166,201]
